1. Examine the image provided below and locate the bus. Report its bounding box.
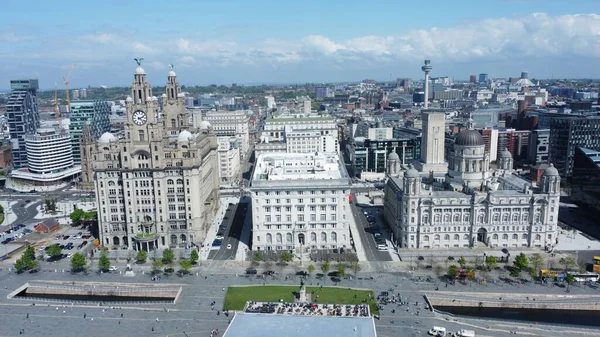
[570,272,600,283]
[593,256,600,274]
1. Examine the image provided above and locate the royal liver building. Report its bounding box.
[384,119,560,250]
[82,63,220,252]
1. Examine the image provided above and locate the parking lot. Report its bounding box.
[40,227,94,260]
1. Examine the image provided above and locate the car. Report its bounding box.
[25,200,30,204]
[81,240,88,246]
[245,268,258,275]
[63,235,70,240]
[226,244,232,249]
[263,270,275,276]
[223,216,229,220]
[296,271,309,276]
[66,253,72,258]
[108,266,118,271]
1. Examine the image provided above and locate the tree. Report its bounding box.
[46,244,62,260]
[162,249,175,265]
[529,253,544,273]
[513,253,529,271]
[485,256,497,270]
[70,209,85,224]
[71,253,87,272]
[447,265,459,279]
[190,249,199,265]
[307,264,315,276]
[434,264,443,279]
[98,253,110,272]
[559,256,576,272]
[565,273,576,291]
[152,259,164,272]
[136,250,148,263]
[509,267,521,279]
[179,259,193,272]
[336,263,346,278]
[252,251,263,264]
[321,261,331,275]
[280,251,293,264]
[351,261,361,277]
[14,258,27,273]
[23,246,36,263]
[458,256,467,268]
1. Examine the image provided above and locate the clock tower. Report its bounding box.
[125,63,163,144]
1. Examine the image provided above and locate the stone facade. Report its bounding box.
[87,66,220,252]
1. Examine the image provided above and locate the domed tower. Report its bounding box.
[403,164,421,195]
[541,163,560,195]
[386,152,401,176]
[497,148,513,172]
[163,65,190,134]
[446,120,491,190]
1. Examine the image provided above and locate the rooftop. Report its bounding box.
[223,312,377,337]
[251,152,350,189]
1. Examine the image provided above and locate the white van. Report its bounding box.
[456,330,475,337]
[428,326,446,336]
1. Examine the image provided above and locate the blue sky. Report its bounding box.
[1,0,600,88]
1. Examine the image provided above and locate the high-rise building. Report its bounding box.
[202,110,250,160]
[216,137,241,183]
[80,88,87,99]
[413,111,447,173]
[69,100,111,163]
[6,79,40,168]
[478,73,489,84]
[10,127,79,183]
[469,75,476,83]
[265,96,275,110]
[86,64,220,252]
[71,89,80,101]
[315,87,329,99]
[528,129,550,165]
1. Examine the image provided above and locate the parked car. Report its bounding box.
[108,266,118,271]
[245,268,257,275]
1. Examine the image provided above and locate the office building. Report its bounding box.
[527,129,550,165]
[384,129,560,250]
[265,96,275,110]
[85,64,221,252]
[217,136,241,183]
[6,79,40,168]
[570,147,600,211]
[478,73,489,84]
[413,111,448,173]
[72,89,80,101]
[203,110,250,160]
[80,88,87,99]
[250,152,352,252]
[285,129,338,154]
[11,127,80,183]
[69,100,111,163]
[263,114,338,147]
[350,138,420,178]
[315,87,329,99]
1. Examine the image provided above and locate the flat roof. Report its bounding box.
[223,313,377,337]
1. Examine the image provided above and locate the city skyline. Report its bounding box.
[2,0,600,88]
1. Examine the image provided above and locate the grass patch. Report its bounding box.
[0,213,4,225]
[223,285,379,315]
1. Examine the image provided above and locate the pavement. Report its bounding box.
[1,260,600,337]
[349,201,393,262]
[208,198,248,261]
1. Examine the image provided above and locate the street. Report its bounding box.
[208,200,248,260]
[350,201,393,262]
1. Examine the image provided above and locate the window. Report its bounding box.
[331,232,337,242]
[502,234,508,240]
[138,130,145,141]
[320,232,327,243]
[454,234,459,240]
[444,234,450,240]
[266,233,272,243]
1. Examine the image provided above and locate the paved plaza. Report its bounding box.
[1,260,600,337]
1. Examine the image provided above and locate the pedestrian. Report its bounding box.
[26,313,29,319]
[84,313,87,318]
[121,313,123,318]
[152,327,154,332]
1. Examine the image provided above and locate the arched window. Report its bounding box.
[512,214,519,222]
[321,232,327,243]
[478,214,484,223]
[534,213,541,223]
[180,234,187,243]
[463,234,469,240]
[422,215,429,224]
[444,234,450,240]
[453,214,460,222]
[331,232,337,242]
[108,181,116,186]
[286,233,292,243]
[167,179,174,185]
[493,214,500,222]
[434,234,440,241]
[463,214,469,222]
[454,234,460,240]
[266,233,272,243]
[276,233,282,243]
[492,234,498,240]
[170,234,177,245]
[502,214,509,222]
[522,233,528,240]
[434,215,441,223]
[535,234,541,241]
[311,232,317,242]
[502,234,508,240]
[443,214,450,222]
[176,179,184,185]
[423,235,430,242]
[512,234,518,240]
[523,214,528,222]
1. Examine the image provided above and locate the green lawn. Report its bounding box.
[0,213,4,225]
[223,285,378,315]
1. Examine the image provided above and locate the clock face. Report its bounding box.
[132,110,147,126]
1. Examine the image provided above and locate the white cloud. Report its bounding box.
[148,61,166,70]
[0,32,32,42]
[132,42,156,54]
[81,33,117,44]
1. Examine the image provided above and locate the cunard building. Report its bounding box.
[81,63,220,252]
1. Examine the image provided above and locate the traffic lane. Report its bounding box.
[11,200,42,224]
[351,203,392,261]
[212,203,240,260]
[215,201,247,260]
[350,203,377,261]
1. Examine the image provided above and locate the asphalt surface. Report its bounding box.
[350,202,393,262]
[0,261,599,337]
[208,201,248,261]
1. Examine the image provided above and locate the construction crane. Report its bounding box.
[54,82,59,118]
[63,64,76,115]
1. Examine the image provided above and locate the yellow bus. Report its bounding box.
[593,256,600,274]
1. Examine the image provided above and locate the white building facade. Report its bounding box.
[250,152,352,252]
[88,65,220,252]
[217,137,241,183]
[384,127,560,250]
[203,110,250,160]
[285,129,338,154]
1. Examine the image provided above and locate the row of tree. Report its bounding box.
[70,209,97,224]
